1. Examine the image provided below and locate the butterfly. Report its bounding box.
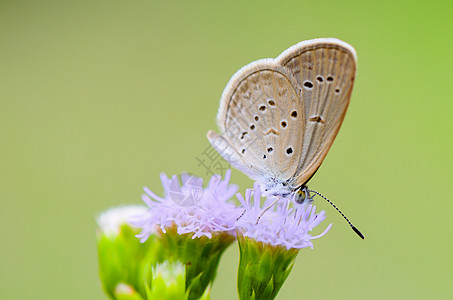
[207,38,357,213]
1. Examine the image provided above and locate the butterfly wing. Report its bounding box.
[276,38,357,188]
[207,60,305,184]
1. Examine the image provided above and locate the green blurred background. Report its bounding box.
[1,0,452,299]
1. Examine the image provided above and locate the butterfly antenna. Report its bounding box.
[308,189,365,239]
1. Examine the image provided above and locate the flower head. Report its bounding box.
[130,170,239,299]
[235,184,332,300]
[235,183,332,250]
[131,169,241,241]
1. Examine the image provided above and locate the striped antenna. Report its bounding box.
[308,189,365,240]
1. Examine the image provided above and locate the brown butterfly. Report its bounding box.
[207,38,363,238]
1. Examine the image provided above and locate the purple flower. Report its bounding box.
[235,183,332,250]
[131,170,241,241]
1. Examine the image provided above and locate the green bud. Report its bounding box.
[113,283,145,300]
[96,206,159,299]
[237,234,299,300]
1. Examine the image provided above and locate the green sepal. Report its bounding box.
[237,233,299,300]
[156,227,235,300]
[145,261,187,300]
[198,284,211,300]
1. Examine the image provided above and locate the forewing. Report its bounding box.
[208,60,305,182]
[276,38,357,187]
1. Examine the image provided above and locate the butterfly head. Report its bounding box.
[259,179,313,205]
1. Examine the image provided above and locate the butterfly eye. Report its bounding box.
[334,88,341,94]
[316,76,324,83]
[268,99,275,106]
[295,189,306,204]
[281,121,287,128]
[327,75,334,82]
[297,189,306,197]
[286,147,293,155]
[291,111,298,118]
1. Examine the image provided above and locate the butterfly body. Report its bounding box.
[208,38,357,200]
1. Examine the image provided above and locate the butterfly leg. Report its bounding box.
[255,197,280,225]
[236,209,246,221]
